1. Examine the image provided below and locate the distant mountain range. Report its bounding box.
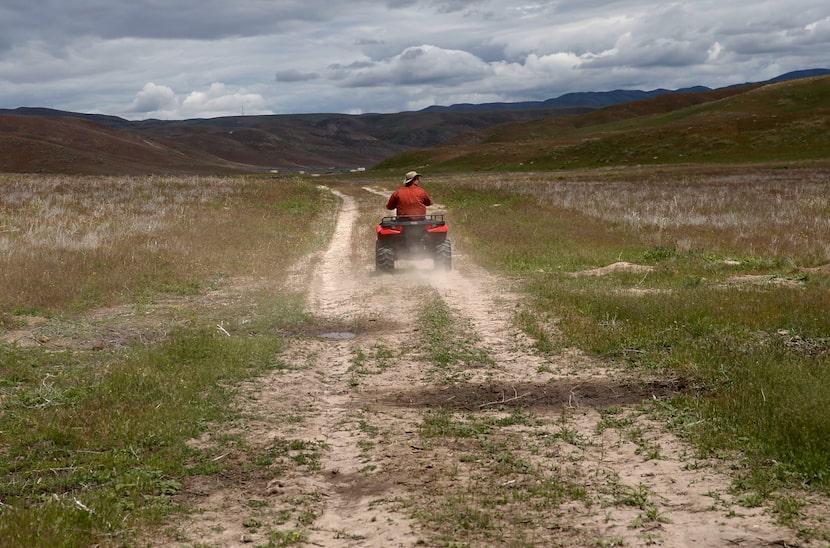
[421,69,830,112]
[1,68,828,175]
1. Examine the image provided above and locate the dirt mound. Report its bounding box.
[800,263,830,274]
[721,274,806,288]
[571,261,655,277]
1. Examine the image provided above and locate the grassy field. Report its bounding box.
[1,167,829,544]
[0,174,336,546]
[428,166,830,499]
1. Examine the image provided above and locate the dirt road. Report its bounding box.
[170,185,806,547]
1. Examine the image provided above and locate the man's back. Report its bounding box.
[386,184,432,218]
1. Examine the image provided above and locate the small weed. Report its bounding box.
[611,482,653,511]
[242,517,262,529]
[596,407,634,433]
[419,408,491,439]
[247,499,269,509]
[736,492,765,508]
[358,419,380,437]
[357,440,375,452]
[296,509,318,526]
[267,529,308,547]
[273,510,292,525]
[773,494,805,526]
[265,439,328,471]
[550,424,585,447]
[593,536,626,547]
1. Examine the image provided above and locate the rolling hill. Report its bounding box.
[375,74,830,172]
[0,106,586,175]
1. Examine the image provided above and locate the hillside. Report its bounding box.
[0,115,243,175]
[2,69,828,175]
[375,75,830,172]
[0,107,582,175]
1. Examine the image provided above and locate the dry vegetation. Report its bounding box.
[527,171,830,262]
[432,166,830,268]
[0,173,329,313]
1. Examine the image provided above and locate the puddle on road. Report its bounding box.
[319,331,357,340]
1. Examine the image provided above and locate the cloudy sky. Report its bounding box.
[2,1,828,120]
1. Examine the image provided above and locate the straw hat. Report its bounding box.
[403,170,421,185]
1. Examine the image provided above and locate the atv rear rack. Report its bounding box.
[379,214,445,228]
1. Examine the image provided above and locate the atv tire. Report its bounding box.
[434,238,452,271]
[375,241,395,272]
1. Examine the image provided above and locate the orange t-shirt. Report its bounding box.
[386,184,432,218]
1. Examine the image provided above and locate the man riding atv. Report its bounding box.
[375,170,451,272]
[385,170,432,219]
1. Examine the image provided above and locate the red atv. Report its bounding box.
[375,214,452,272]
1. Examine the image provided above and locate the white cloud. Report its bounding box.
[707,41,724,63]
[180,83,269,118]
[806,16,830,35]
[127,82,271,119]
[129,83,178,114]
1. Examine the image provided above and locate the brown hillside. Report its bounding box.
[0,107,584,175]
[0,115,253,175]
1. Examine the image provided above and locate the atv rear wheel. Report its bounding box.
[434,238,452,270]
[375,241,395,272]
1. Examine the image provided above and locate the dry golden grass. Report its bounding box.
[0,174,333,313]
[433,166,830,267]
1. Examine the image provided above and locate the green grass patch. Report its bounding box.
[0,319,301,546]
[544,270,830,490]
[412,407,590,545]
[416,291,494,380]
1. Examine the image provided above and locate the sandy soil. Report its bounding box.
[88,185,816,547]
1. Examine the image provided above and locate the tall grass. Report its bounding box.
[430,167,830,491]
[0,174,331,313]
[435,167,830,267]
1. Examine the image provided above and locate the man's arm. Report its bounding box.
[386,191,397,210]
[422,189,432,207]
